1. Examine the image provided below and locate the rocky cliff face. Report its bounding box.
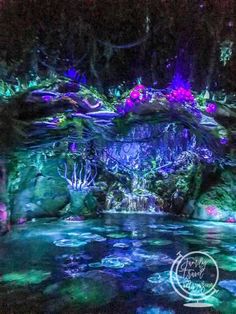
[0,81,234,226]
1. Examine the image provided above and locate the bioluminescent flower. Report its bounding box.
[206,103,217,114]
[134,84,145,91]
[42,95,53,102]
[227,217,236,223]
[125,98,134,109]
[220,137,229,145]
[205,205,218,216]
[166,87,195,104]
[64,67,87,84]
[182,128,189,139]
[130,90,140,100]
[69,142,78,153]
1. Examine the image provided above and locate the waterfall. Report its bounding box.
[102,120,211,213]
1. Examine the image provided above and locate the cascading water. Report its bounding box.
[102,120,209,213]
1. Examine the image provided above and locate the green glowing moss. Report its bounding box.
[59,271,118,308]
[0,74,61,100]
[1,270,51,286]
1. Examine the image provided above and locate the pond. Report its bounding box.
[0,214,235,313]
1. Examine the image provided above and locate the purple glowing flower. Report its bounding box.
[170,73,190,90]
[130,90,140,100]
[205,205,218,216]
[64,67,87,84]
[0,203,7,221]
[182,128,189,139]
[166,87,195,104]
[134,84,145,91]
[42,95,53,102]
[227,217,236,223]
[206,103,217,114]
[116,105,125,115]
[64,67,77,80]
[220,137,229,145]
[125,98,134,109]
[69,142,78,153]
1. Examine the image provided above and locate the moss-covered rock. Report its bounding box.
[67,190,97,217]
[11,175,70,223]
[185,170,236,222]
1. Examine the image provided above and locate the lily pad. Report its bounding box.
[1,270,51,286]
[146,239,172,246]
[53,239,87,247]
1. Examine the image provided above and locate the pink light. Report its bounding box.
[134,84,145,91]
[205,205,218,216]
[130,90,140,100]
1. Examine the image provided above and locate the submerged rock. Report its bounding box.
[12,176,70,223]
[67,190,97,217]
[45,270,118,309]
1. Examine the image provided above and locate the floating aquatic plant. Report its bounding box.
[53,239,88,247]
[101,256,132,269]
[0,270,51,286]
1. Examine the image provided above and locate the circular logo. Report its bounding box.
[170,251,219,307]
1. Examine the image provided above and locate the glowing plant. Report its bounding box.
[0,74,59,99]
[205,205,218,216]
[170,73,190,90]
[206,103,217,114]
[220,137,229,145]
[0,203,7,221]
[42,95,54,102]
[64,67,87,84]
[117,84,146,115]
[166,87,195,104]
[58,159,97,191]
[220,40,233,66]
[227,217,236,223]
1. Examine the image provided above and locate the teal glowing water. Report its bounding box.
[0,214,236,313]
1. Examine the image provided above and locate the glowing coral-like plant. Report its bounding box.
[58,159,97,191]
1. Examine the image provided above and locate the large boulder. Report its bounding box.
[11,175,70,223]
[185,170,236,222]
[64,190,97,217]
